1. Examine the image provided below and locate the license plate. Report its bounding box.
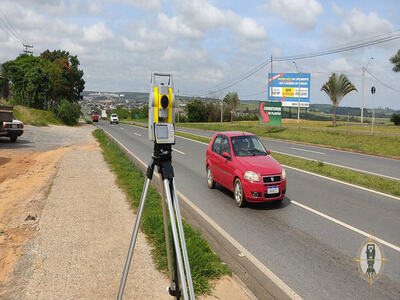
[267,186,279,194]
[12,124,18,128]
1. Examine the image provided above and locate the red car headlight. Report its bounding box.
[244,171,260,183]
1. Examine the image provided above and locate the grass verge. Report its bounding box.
[13,105,64,126]
[92,129,230,295]
[177,122,400,158]
[172,130,400,197]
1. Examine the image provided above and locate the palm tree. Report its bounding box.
[390,49,400,72]
[321,73,357,126]
[223,92,240,122]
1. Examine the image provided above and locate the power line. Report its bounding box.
[276,30,400,61]
[366,69,400,93]
[186,30,400,97]
[0,7,26,43]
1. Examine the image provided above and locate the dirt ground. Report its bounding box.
[0,147,69,292]
[0,124,252,299]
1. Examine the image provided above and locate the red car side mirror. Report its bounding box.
[266,149,271,154]
[222,152,231,160]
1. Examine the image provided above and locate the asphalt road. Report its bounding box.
[96,121,400,299]
[174,126,400,181]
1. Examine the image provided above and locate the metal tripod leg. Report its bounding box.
[117,177,151,300]
[163,179,189,300]
[161,182,174,289]
[171,179,195,300]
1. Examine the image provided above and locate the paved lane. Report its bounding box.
[174,126,400,181]
[97,121,400,299]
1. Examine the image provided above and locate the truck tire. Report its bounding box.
[10,136,17,142]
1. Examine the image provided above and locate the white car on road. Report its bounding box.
[110,114,119,124]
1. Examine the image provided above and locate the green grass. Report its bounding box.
[13,105,64,126]
[92,129,230,295]
[272,152,400,197]
[0,99,64,126]
[177,122,400,157]
[171,130,400,197]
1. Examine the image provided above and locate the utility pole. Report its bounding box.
[361,57,373,123]
[23,44,33,55]
[297,71,301,123]
[270,56,273,101]
[220,93,223,123]
[292,61,301,123]
[177,89,180,123]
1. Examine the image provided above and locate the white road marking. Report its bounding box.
[102,129,301,300]
[283,164,400,202]
[273,151,400,181]
[120,127,124,130]
[291,147,325,155]
[292,200,400,253]
[134,132,141,136]
[175,134,209,145]
[172,148,185,155]
[178,191,302,300]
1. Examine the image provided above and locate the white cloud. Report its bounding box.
[236,18,267,40]
[263,0,323,32]
[326,8,394,45]
[176,0,230,30]
[106,0,162,11]
[83,23,114,43]
[157,13,204,40]
[162,0,267,41]
[328,58,353,71]
[332,3,343,17]
[88,2,102,15]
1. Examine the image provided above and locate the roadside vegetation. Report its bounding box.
[320,73,357,127]
[92,129,230,295]
[0,98,63,126]
[177,122,400,157]
[171,130,400,197]
[1,50,84,125]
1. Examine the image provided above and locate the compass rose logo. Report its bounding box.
[352,232,389,289]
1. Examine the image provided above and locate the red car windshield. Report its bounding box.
[231,135,267,157]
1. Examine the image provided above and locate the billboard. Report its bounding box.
[259,101,282,126]
[268,73,310,107]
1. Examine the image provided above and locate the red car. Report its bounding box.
[206,132,286,207]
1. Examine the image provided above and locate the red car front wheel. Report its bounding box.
[234,178,247,207]
[207,166,216,189]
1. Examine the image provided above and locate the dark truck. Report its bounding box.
[0,105,24,142]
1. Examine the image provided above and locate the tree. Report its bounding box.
[223,92,240,122]
[40,50,85,102]
[391,113,400,125]
[187,99,207,122]
[57,99,81,125]
[390,49,400,72]
[321,73,357,126]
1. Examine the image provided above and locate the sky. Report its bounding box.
[0,0,400,109]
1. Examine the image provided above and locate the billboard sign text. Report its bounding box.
[268,73,310,107]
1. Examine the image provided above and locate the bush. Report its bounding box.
[57,99,81,125]
[391,113,400,125]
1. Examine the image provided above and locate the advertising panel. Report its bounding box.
[268,73,310,107]
[259,101,282,126]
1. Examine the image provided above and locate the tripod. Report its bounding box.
[117,144,195,300]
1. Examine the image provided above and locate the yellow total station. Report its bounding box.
[153,86,174,123]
